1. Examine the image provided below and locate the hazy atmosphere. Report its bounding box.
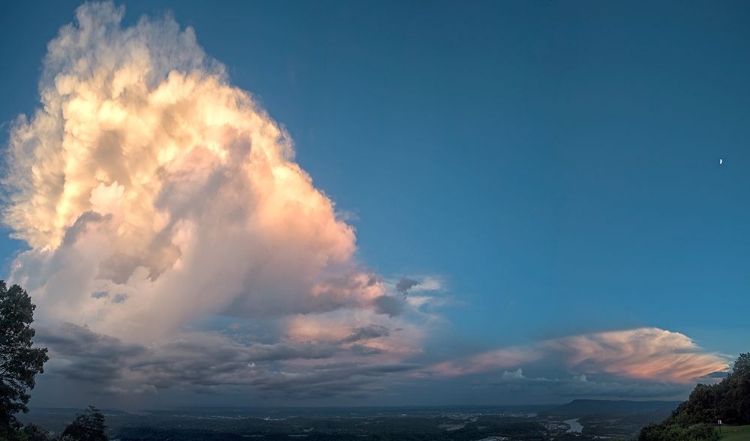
[1,0,748,411]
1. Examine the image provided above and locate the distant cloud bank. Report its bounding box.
[427,328,728,384]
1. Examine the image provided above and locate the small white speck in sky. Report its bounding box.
[719,158,723,165]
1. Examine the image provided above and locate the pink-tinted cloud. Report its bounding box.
[544,328,729,383]
[427,328,728,383]
[2,2,445,400]
[429,348,542,377]
[3,1,407,340]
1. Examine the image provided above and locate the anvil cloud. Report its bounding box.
[428,328,728,384]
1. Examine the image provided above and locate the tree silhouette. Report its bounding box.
[639,352,750,440]
[61,406,108,441]
[0,281,48,437]
[21,422,52,441]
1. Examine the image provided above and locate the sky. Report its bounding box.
[0,0,748,409]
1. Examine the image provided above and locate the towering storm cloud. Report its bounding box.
[2,2,729,403]
[5,2,389,336]
[3,2,439,400]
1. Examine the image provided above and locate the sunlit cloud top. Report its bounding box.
[428,328,729,384]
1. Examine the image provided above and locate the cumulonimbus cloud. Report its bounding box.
[3,1,439,339]
[2,1,443,399]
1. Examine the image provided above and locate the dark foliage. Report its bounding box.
[638,352,750,440]
[0,282,49,438]
[638,422,718,441]
[60,406,108,441]
[20,423,51,441]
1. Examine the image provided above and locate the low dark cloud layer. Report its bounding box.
[340,325,390,344]
[32,322,723,405]
[36,322,418,400]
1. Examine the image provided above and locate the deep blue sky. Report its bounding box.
[1,1,749,406]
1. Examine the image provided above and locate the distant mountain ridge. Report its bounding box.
[543,399,681,418]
